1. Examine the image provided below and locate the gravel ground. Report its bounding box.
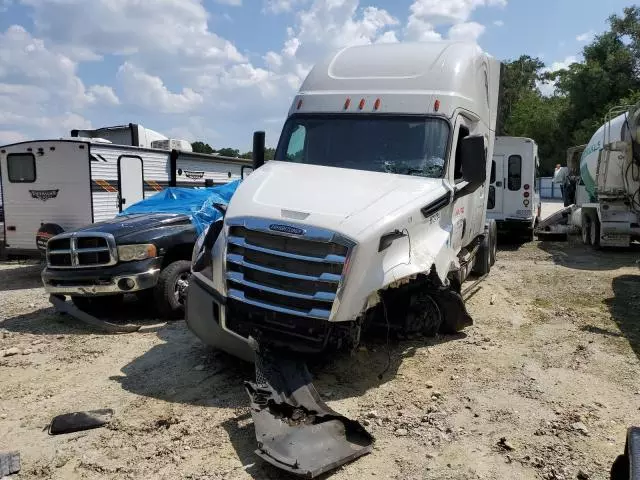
[1,235,639,480]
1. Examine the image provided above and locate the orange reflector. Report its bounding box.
[358,98,365,110]
[434,100,440,112]
[374,98,381,110]
[344,98,351,110]
[296,99,303,110]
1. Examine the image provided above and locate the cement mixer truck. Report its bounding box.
[537,104,640,247]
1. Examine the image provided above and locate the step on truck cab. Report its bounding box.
[188,41,501,361]
[487,136,541,241]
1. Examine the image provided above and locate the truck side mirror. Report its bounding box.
[253,131,265,170]
[460,135,486,191]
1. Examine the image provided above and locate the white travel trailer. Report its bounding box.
[486,136,541,240]
[0,138,252,257]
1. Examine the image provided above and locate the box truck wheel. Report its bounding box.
[154,260,191,319]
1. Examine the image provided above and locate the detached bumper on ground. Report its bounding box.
[42,257,163,296]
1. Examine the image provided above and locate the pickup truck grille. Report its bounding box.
[225,218,354,321]
[47,232,117,268]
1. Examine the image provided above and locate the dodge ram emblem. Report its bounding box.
[269,224,305,235]
[29,189,59,201]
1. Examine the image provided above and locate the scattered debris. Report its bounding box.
[490,294,496,305]
[426,381,434,389]
[21,348,33,355]
[394,428,408,437]
[571,422,589,436]
[49,409,114,435]
[3,347,20,357]
[497,437,515,451]
[0,451,20,477]
[367,410,379,419]
[577,470,590,479]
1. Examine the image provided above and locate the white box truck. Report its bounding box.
[487,136,541,241]
[186,41,502,477]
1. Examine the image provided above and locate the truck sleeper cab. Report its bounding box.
[487,136,541,241]
[186,41,501,362]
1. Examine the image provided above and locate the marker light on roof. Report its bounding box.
[358,98,366,110]
[344,98,351,110]
[374,98,381,110]
[434,99,440,112]
[296,99,303,110]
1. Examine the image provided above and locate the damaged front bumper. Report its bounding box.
[246,347,374,478]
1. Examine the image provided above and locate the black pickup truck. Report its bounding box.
[41,213,197,318]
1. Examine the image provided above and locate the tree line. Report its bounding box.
[192,6,640,176]
[499,5,640,175]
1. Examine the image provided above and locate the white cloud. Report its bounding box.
[214,0,242,5]
[538,55,578,96]
[117,62,204,114]
[405,0,505,41]
[0,130,28,145]
[493,20,504,27]
[264,0,307,13]
[377,30,399,43]
[87,85,120,106]
[448,21,486,41]
[0,0,13,13]
[576,30,594,42]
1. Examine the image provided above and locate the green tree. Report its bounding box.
[216,148,240,157]
[191,141,214,154]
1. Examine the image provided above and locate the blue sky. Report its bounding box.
[0,0,633,150]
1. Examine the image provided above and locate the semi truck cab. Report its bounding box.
[187,41,501,362]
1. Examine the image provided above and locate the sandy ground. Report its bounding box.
[1,227,639,479]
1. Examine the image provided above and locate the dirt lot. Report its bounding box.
[1,237,639,480]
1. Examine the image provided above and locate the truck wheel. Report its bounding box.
[154,260,191,319]
[472,232,491,276]
[590,215,601,249]
[581,212,593,246]
[488,220,498,266]
[71,295,124,314]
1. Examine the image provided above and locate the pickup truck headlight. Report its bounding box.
[117,244,157,262]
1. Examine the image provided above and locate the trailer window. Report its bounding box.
[507,155,522,190]
[7,153,36,183]
[276,115,450,178]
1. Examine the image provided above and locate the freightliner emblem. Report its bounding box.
[269,224,305,235]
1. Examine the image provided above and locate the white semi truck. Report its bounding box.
[186,41,502,477]
[537,104,640,247]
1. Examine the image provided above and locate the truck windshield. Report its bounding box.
[275,115,450,178]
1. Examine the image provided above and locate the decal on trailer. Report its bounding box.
[29,189,59,201]
[184,171,205,179]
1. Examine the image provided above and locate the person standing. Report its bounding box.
[553,163,569,205]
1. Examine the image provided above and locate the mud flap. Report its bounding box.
[433,288,473,334]
[245,347,374,478]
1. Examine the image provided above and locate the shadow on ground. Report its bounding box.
[605,274,640,361]
[112,324,465,479]
[0,296,168,336]
[0,261,43,291]
[538,238,640,271]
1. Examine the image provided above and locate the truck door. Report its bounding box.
[118,155,144,211]
[488,155,504,214]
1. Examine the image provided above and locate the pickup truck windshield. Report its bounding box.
[275,115,450,178]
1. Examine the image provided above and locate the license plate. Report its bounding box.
[516,210,531,217]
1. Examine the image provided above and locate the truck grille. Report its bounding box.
[47,232,117,268]
[225,218,354,321]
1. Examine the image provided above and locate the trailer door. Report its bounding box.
[488,155,504,214]
[118,155,143,211]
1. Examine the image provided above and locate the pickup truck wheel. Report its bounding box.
[154,260,191,319]
[71,295,124,314]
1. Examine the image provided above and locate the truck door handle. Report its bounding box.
[496,181,502,187]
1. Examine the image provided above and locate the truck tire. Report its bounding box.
[581,211,600,247]
[71,295,124,314]
[154,260,191,319]
[488,219,498,266]
[590,215,601,249]
[472,232,491,276]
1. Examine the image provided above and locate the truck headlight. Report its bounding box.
[117,244,157,262]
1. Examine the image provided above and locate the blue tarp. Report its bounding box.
[118,180,240,235]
